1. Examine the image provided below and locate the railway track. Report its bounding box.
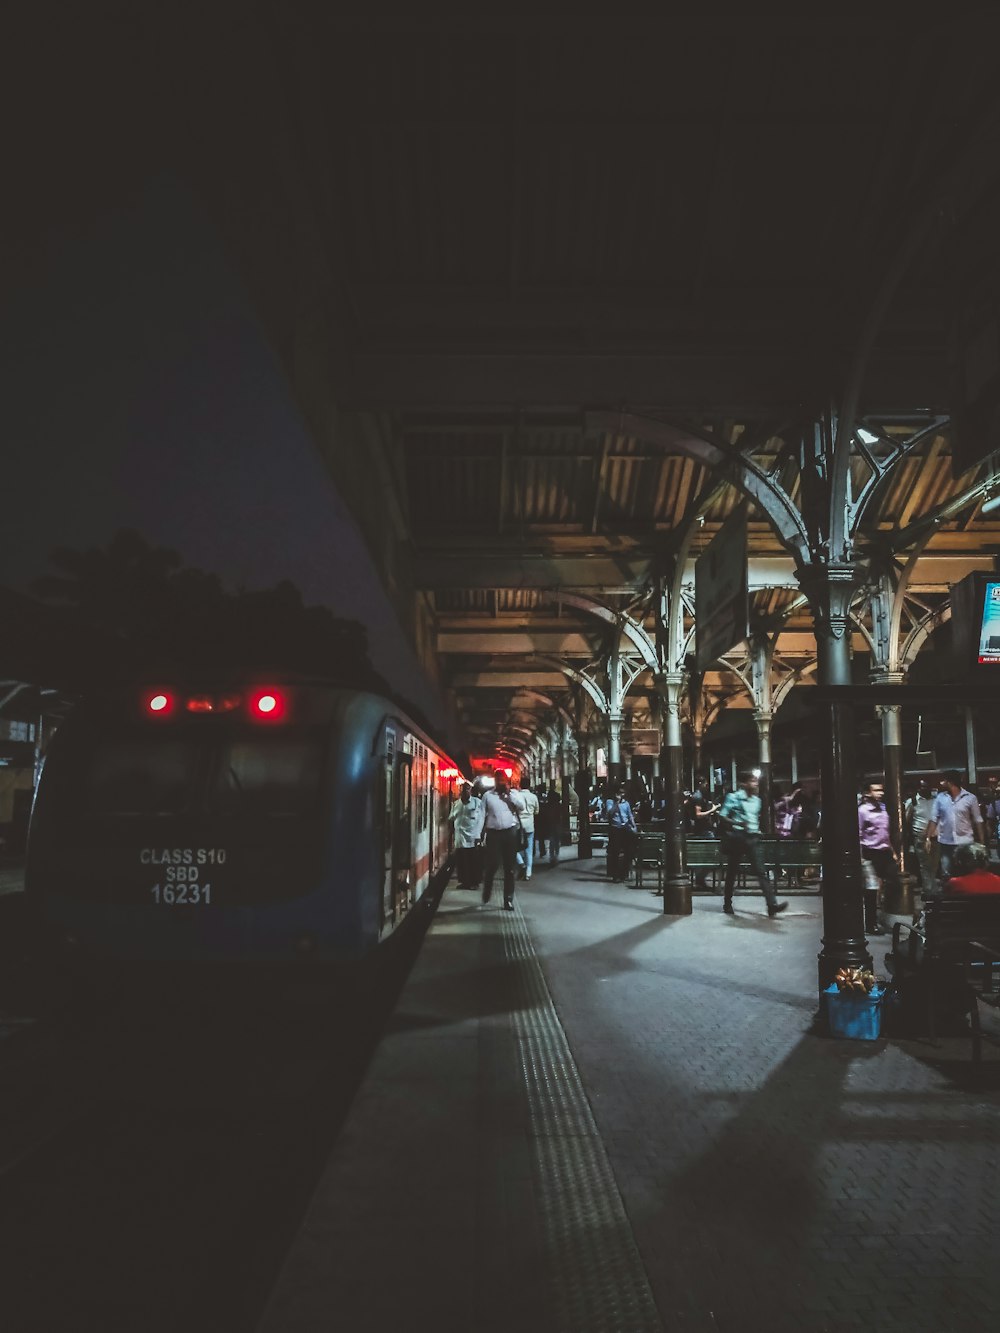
[0,879,444,1332]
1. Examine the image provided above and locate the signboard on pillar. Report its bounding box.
[694,506,749,672]
[621,728,660,756]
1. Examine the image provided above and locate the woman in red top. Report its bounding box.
[944,842,1000,895]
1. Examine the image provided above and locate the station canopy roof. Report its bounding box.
[10,10,1000,762]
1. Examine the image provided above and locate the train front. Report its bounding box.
[25,679,380,966]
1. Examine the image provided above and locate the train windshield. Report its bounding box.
[79,731,325,819]
[208,737,325,817]
[87,739,202,817]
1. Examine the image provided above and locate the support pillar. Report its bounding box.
[661,671,691,914]
[966,707,978,784]
[749,632,776,833]
[607,712,625,787]
[606,636,626,787]
[799,562,872,990]
[691,728,705,784]
[575,727,593,859]
[754,710,774,835]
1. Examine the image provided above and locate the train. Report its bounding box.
[25,675,460,964]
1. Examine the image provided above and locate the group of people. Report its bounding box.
[594,772,790,916]
[451,763,1000,927]
[448,774,567,910]
[860,770,1000,932]
[903,771,1000,886]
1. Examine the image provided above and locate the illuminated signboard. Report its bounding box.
[977,580,1000,664]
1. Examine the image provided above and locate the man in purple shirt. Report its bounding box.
[858,779,901,936]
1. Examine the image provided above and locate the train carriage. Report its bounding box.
[26,676,458,964]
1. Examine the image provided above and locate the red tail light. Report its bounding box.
[249,688,287,721]
[144,690,175,717]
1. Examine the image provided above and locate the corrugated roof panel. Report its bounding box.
[519,451,588,525]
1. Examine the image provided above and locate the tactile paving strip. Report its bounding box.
[500,904,663,1332]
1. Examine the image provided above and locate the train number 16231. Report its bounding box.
[150,883,212,906]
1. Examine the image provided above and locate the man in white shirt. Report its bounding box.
[480,772,526,909]
[448,782,485,890]
[514,781,540,881]
[904,777,937,898]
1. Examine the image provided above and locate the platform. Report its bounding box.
[259,854,1000,1333]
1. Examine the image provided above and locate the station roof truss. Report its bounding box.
[244,14,1000,762]
[33,11,999,763]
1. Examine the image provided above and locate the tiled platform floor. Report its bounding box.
[259,854,1000,1333]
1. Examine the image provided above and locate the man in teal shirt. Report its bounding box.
[718,772,787,917]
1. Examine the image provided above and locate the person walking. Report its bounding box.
[904,777,938,900]
[774,785,803,839]
[480,772,525,910]
[686,774,719,889]
[605,785,638,881]
[858,778,901,935]
[514,781,540,880]
[448,781,485,889]
[980,775,1000,856]
[545,789,564,867]
[718,772,787,917]
[925,770,985,882]
[534,785,549,862]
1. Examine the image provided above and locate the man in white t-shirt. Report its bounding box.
[904,777,937,898]
[514,782,540,881]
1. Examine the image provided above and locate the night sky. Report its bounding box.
[1,177,446,728]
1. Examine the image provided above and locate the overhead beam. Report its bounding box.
[438,632,597,655]
[418,551,993,592]
[450,672,569,688]
[415,552,652,589]
[342,348,948,415]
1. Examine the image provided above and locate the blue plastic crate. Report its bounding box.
[823,984,883,1040]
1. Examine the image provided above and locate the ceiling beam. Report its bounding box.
[450,672,569,688]
[342,348,948,415]
[438,632,597,655]
[418,550,994,592]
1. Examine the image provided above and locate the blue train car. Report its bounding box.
[26,676,458,964]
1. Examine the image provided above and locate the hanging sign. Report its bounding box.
[694,507,749,672]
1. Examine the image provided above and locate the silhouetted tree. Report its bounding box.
[27,530,383,689]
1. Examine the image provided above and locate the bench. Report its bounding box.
[633,832,665,892]
[966,942,1000,1066]
[589,820,610,850]
[776,838,823,888]
[686,838,723,889]
[887,896,1000,1053]
[685,837,822,892]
